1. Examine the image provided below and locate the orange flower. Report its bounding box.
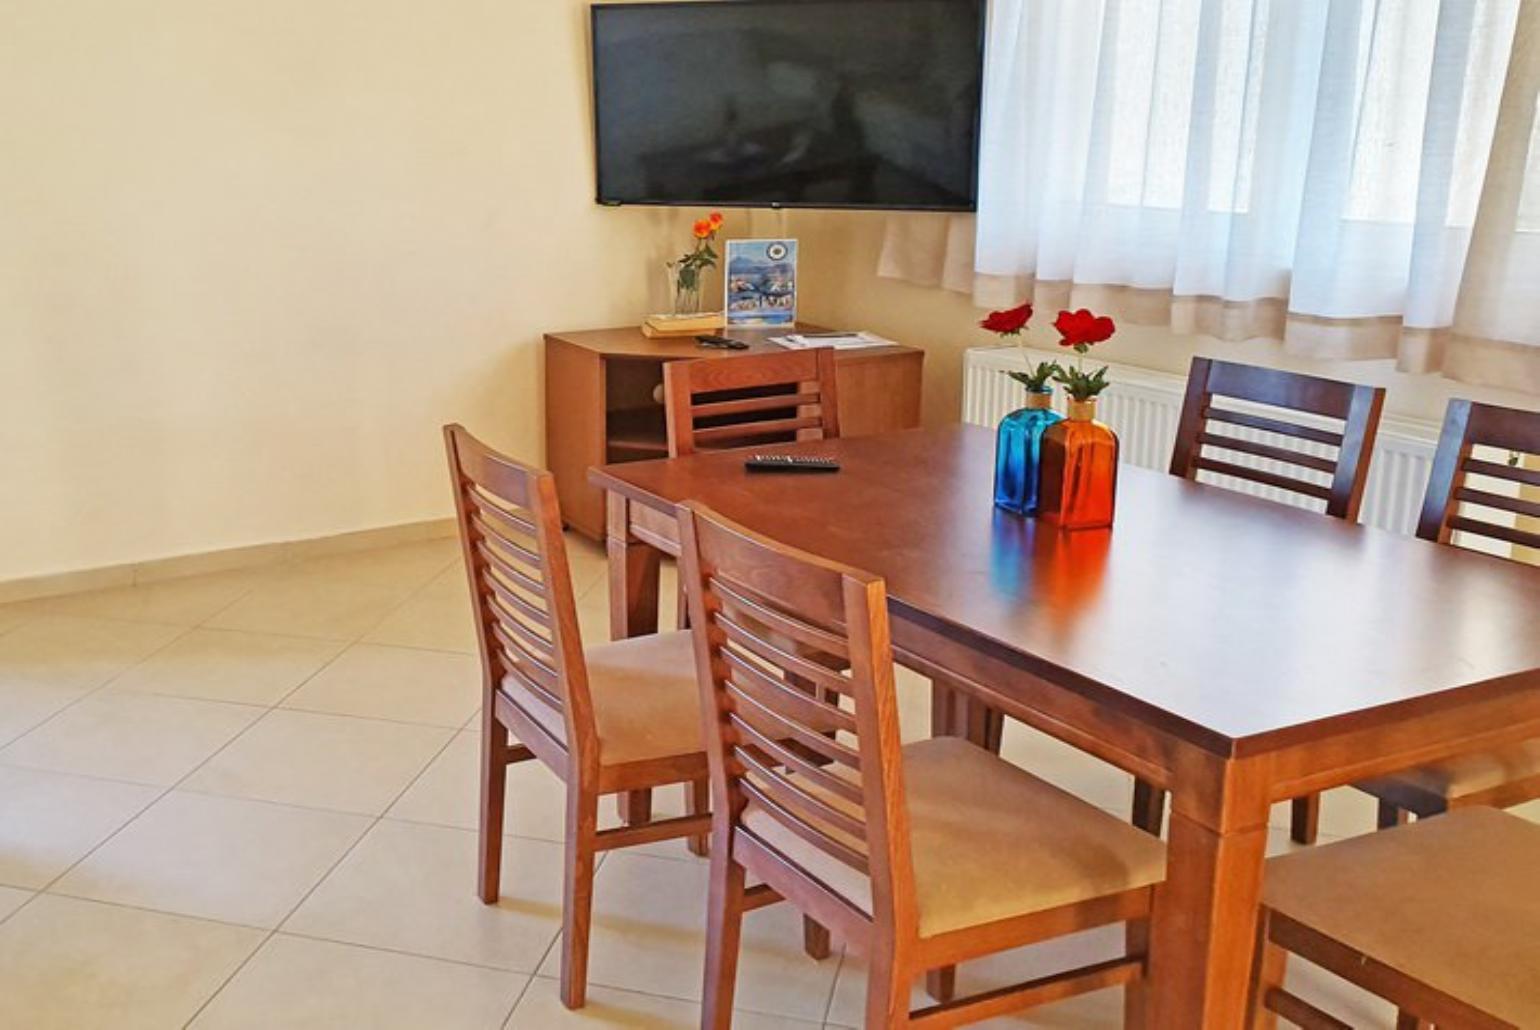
[709,212,724,228]
[692,219,712,239]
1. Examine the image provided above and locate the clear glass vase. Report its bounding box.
[1038,398,1119,530]
[993,389,1062,515]
[665,261,704,316]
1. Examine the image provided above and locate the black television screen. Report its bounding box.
[591,0,985,211]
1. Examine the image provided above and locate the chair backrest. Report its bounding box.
[1416,399,1540,558]
[443,424,595,769]
[663,347,841,457]
[677,501,916,933]
[1169,357,1386,520]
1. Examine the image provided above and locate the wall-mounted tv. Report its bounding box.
[591,0,985,211]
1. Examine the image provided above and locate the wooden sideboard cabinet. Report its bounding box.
[544,325,924,539]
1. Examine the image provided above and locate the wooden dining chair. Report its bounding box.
[1140,357,1386,844]
[1344,400,1540,834]
[677,501,1167,1029]
[663,346,840,458]
[1169,357,1386,519]
[660,345,841,635]
[444,424,714,1010]
[1253,807,1540,1029]
[668,344,1001,761]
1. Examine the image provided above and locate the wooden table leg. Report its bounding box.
[606,492,660,641]
[1149,755,1272,1027]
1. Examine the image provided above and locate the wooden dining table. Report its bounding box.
[588,423,1540,1027]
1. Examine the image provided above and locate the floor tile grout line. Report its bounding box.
[533,848,841,1023]
[180,709,470,1030]
[514,964,834,1025]
[0,621,200,757]
[278,700,487,923]
[154,560,455,792]
[25,597,391,903]
[11,543,478,913]
[497,971,540,1028]
[820,946,849,1024]
[0,540,469,646]
[192,569,284,629]
[273,927,544,976]
[7,583,264,634]
[37,889,279,934]
[0,888,39,933]
[270,698,477,732]
[192,546,460,626]
[3,542,531,938]
[187,554,458,646]
[322,554,465,644]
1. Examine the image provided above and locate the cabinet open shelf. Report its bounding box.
[606,406,668,461]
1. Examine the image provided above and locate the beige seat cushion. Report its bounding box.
[500,631,704,768]
[1358,739,1540,806]
[742,736,1166,939]
[1264,806,1540,1026]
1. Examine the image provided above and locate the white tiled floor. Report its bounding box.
[0,533,1533,1028]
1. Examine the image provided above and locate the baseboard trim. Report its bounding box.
[0,517,459,605]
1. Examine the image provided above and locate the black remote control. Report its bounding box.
[696,334,750,350]
[744,454,840,473]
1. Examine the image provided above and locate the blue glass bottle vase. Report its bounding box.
[993,390,1063,515]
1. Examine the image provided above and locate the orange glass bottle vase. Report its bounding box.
[1037,398,1118,530]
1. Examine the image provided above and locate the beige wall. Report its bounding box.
[0,0,708,583]
[792,210,1539,427]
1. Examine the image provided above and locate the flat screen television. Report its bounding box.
[591,0,985,211]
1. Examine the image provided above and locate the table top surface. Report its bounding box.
[590,424,1540,754]
[544,324,919,361]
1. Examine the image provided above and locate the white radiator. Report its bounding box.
[961,346,1441,537]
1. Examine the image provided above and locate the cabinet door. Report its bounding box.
[544,337,606,539]
[834,350,924,436]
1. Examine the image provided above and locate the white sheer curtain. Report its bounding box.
[885,0,1540,391]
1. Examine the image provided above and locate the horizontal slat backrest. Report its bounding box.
[1170,357,1386,520]
[677,501,913,929]
[1417,400,1540,559]
[443,425,593,763]
[664,348,841,457]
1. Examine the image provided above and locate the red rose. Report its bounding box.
[1054,308,1116,348]
[979,302,1033,336]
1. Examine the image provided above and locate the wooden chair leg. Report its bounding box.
[864,946,911,1029]
[1377,799,1409,830]
[930,679,959,738]
[1290,794,1321,845]
[931,676,1002,753]
[560,786,600,1009]
[966,700,1004,755]
[1123,917,1150,1029]
[1130,779,1166,837]
[617,788,652,825]
[1250,915,1286,1030]
[686,778,709,857]
[477,715,508,903]
[701,845,748,1030]
[924,965,956,1003]
[803,916,832,960]
[1395,1012,1430,1029]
